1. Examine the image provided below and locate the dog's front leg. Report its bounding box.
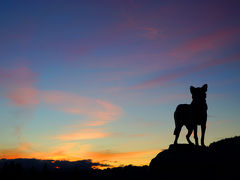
[194,125,199,146]
[201,124,206,146]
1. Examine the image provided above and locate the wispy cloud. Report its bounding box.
[132,70,188,89]
[171,28,240,59]
[34,143,92,160]
[53,129,110,141]
[82,28,239,88]
[86,149,160,166]
[7,87,39,106]
[0,66,123,163]
[87,149,158,159]
[132,53,240,89]
[0,67,38,106]
[0,141,92,161]
[0,142,33,159]
[0,67,122,127]
[40,91,122,126]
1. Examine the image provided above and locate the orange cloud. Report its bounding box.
[86,149,160,167]
[53,129,111,141]
[0,141,92,161]
[0,138,158,167]
[88,150,158,160]
[31,142,91,160]
[0,142,33,159]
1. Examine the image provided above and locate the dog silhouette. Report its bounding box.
[174,84,208,146]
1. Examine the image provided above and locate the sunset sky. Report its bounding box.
[0,0,240,168]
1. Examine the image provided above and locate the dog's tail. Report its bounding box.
[173,111,177,135]
[173,128,177,135]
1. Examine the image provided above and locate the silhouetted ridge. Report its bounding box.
[150,136,240,180]
[209,136,240,150]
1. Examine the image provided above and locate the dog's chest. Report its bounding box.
[189,103,207,123]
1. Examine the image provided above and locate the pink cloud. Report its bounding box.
[75,26,239,86]
[0,67,37,87]
[0,67,38,106]
[85,99,122,126]
[133,53,240,89]
[171,28,240,58]
[193,54,240,71]
[40,91,122,126]
[132,70,188,89]
[93,26,239,89]
[0,67,122,126]
[4,87,122,127]
[6,87,39,106]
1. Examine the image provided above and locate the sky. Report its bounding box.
[0,0,240,168]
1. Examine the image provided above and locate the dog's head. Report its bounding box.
[190,84,208,102]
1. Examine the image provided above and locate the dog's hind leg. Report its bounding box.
[174,125,182,144]
[186,127,193,145]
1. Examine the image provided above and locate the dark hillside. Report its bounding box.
[150,136,240,180]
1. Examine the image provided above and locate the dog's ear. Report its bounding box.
[190,86,195,94]
[202,84,208,92]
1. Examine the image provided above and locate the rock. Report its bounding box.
[149,137,240,180]
[149,144,209,180]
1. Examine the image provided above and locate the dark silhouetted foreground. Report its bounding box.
[0,136,239,180]
[150,136,240,180]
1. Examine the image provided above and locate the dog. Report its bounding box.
[173,84,208,146]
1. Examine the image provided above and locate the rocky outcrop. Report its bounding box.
[149,136,240,180]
